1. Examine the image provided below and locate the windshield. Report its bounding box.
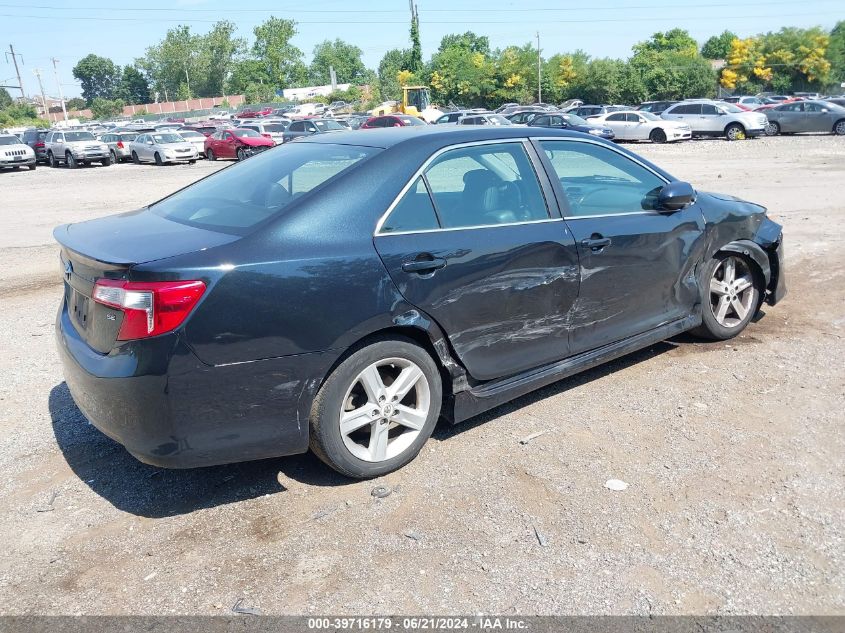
[561,113,589,126]
[0,136,20,146]
[151,143,379,234]
[151,133,184,144]
[314,119,344,130]
[640,112,661,121]
[262,124,288,132]
[178,131,203,139]
[231,129,261,138]
[65,132,96,142]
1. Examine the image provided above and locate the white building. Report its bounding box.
[281,84,351,101]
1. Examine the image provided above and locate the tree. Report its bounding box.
[72,54,121,104]
[828,21,845,85]
[378,49,412,101]
[227,59,272,94]
[138,25,199,101]
[408,3,423,75]
[243,82,276,104]
[90,97,124,119]
[629,30,714,100]
[438,32,490,56]
[427,32,496,107]
[0,87,12,109]
[195,21,244,97]
[252,17,306,89]
[633,28,699,56]
[66,97,86,110]
[308,39,367,85]
[543,51,589,103]
[118,66,150,104]
[702,31,737,59]
[492,44,540,105]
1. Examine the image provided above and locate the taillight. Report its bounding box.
[261,133,271,138]
[35,141,45,148]
[116,140,124,148]
[92,279,206,340]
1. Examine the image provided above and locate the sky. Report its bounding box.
[1,0,842,99]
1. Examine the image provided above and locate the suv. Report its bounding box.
[661,100,768,140]
[570,105,630,119]
[45,130,111,167]
[21,128,49,163]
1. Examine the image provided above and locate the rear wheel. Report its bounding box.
[66,152,77,169]
[131,151,140,165]
[649,128,667,143]
[309,337,442,479]
[765,121,780,136]
[154,152,164,166]
[691,253,761,341]
[834,119,845,136]
[725,123,746,141]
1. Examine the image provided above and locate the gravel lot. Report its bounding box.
[0,135,843,616]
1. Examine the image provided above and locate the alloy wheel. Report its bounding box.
[834,120,845,136]
[338,358,430,463]
[765,121,779,136]
[708,256,755,328]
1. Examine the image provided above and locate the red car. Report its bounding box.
[204,128,274,161]
[360,114,427,129]
[235,107,273,119]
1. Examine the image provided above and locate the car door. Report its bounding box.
[536,138,705,354]
[374,140,580,381]
[777,102,803,132]
[802,102,829,132]
[220,131,238,158]
[604,113,629,138]
[628,113,651,140]
[133,134,146,160]
[699,104,722,133]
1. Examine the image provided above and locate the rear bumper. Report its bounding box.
[56,302,337,468]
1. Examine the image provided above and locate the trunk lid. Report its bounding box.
[55,208,238,352]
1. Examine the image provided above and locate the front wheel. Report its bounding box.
[206,149,215,161]
[110,150,117,164]
[28,164,36,171]
[66,152,78,169]
[725,123,746,141]
[131,151,140,165]
[101,156,112,167]
[48,152,57,168]
[236,148,246,161]
[833,119,845,136]
[309,337,442,479]
[691,253,762,341]
[154,152,164,166]
[649,128,667,144]
[765,121,780,136]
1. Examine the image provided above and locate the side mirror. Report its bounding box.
[821,108,829,113]
[657,181,695,212]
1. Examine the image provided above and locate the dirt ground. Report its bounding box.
[0,135,843,616]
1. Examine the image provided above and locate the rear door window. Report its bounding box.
[380,177,439,233]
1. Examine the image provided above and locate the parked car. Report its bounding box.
[434,110,479,124]
[204,128,274,160]
[128,132,199,165]
[570,105,630,119]
[660,101,768,140]
[179,124,223,137]
[175,129,208,157]
[52,126,786,478]
[286,103,323,119]
[505,109,550,125]
[361,115,426,128]
[457,113,513,126]
[100,131,139,163]
[637,101,679,115]
[722,95,768,110]
[825,98,845,109]
[494,102,520,113]
[235,106,272,119]
[282,118,346,142]
[589,111,691,143]
[238,121,290,145]
[20,128,48,163]
[763,100,845,136]
[45,130,111,168]
[527,112,615,139]
[0,133,36,170]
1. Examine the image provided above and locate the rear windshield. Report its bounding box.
[262,124,287,132]
[120,133,138,140]
[65,132,96,141]
[231,129,261,138]
[151,143,379,235]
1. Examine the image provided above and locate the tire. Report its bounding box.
[110,150,117,164]
[66,152,77,169]
[649,128,667,144]
[101,156,112,167]
[725,123,746,141]
[131,151,140,165]
[236,148,246,161]
[12,166,19,170]
[833,119,845,136]
[309,337,443,479]
[765,121,780,136]
[28,164,36,171]
[690,252,762,341]
[188,159,196,165]
[154,152,164,166]
[206,149,215,161]
[48,152,57,168]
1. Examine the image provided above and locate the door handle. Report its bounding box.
[402,256,447,273]
[581,236,611,251]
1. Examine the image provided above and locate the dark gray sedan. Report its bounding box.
[764,100,845,136]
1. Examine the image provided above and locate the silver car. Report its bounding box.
[764,100,845,136]
[128,132,199,166]
[661,100,768,140]
[100,131,139,163]
[457,113,513,126]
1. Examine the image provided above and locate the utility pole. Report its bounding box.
[537,32,542,104]
[33,68,48,119]
[51,57,68,121]
[7,44,26,98]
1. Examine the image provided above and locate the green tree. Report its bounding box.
[702,31,738,59]
[90,97,125,119]
[543,51,589,103]
[118,66,150,104]
[138,25,200,100]
[226,59,272,94]
[438,32,490,55]
[72,54,121,104]
[0,87,12,109]
[427,32,496,107]
[630,30,715,100]
[828,21,845,85]
[492,43,540,105]
[377,48,412,101]
[409,3,423,75]
[252,17,307,89]
[195,21,244,96]
[308,39,367,85]
[66,97,86,110]
[633,28,699,56]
